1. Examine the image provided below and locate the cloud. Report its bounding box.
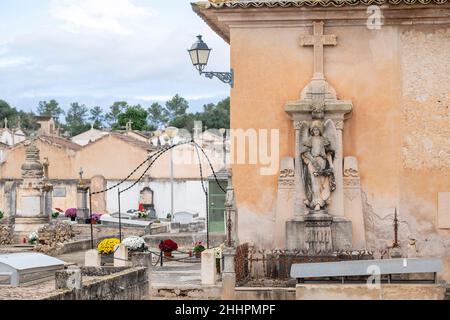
[0,56,32,68]
[50,0,156,35]
[0,0,230,112]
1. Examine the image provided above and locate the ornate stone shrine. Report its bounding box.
[285,22,353,252]
[14,141,53,239]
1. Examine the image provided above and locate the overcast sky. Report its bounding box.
[0,0,230,113]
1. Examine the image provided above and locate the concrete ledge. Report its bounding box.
[236,287,296,300]
[45,267,148,300]
[296,284,446,300]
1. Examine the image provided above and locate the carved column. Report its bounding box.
[293,120,307,217]
[328,119,345,217]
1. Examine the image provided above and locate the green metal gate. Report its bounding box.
[208,180,227,233]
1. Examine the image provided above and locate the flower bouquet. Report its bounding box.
[138,211,149,219]
[65,208,77,221]
[28,232,39,245]
[193,241,205,258]
[97,238,120,265]
[122,236,146,252]
[159,239,178,257]
[91,213,102,224]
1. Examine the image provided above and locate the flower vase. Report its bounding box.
[195,252,202,259]
[164,251,172,258]
[101,254,114,266]
[70,217,76,222]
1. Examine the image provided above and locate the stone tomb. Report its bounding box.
[14,142,53,239]
[139,175,156,219]
[0,252,66,286]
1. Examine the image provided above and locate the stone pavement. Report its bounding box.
[148,258,221,300]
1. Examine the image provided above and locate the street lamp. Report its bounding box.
[188,35,234,87]
[165,127,179,220]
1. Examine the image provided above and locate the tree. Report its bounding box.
[116,105,149,131]
[37,100,64,123]
[89,106,105,129]
[147,102,168,129]
[165,94,189,122]
[199,97,230,130]
[167,97,230,132]
[0,99,17,121]
[106,101,129,127]
[65,102,89,136]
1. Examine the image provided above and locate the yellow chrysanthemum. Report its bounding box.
[97,238,120,255]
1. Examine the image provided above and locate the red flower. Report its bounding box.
[159,239,178,252]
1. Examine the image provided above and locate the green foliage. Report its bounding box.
[198,97,230,130]
[106,101,128,126]
[0,99,18,120]
[165,94,189,122]
[65,102,90,136]
[116,105,149,131]
[37,100,64,123]
[0,99,38,132]
[147,102,168,129]
[89,106,105,129]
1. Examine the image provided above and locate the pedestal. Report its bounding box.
[14,215,49,241]
[286,213,352,251]
[201,249,217,285]
[222,247,236,300]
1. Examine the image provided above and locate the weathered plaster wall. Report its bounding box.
[229,20,449,279]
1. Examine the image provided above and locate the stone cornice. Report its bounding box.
[203,0,448,9]
[192,1,450,42]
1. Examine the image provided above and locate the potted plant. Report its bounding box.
[91,213,102,224]
[122,236,146,255]
[28,232,39,245]
[65,208,77,221]
[138,210,149,220]
[193,241,205,258]
[52,211,60,219]
[159,239,178,257]
[97,238,120,265]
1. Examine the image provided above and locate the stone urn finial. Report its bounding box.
[21,141,44,179]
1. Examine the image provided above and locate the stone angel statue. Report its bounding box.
[299,119,337,212]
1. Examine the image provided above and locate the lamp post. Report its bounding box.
[165,127,179,220]
[188,35,234,87]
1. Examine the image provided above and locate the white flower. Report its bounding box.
[214,247,223,259]
[122,236,145,250]
[28,232,39,241]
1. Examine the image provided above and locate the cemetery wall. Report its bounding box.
[226,9,450,280]
[106,179,208,218]
[44,267,148,300]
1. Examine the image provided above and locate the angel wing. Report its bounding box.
[299,121,310,145]
[323,119,337,155]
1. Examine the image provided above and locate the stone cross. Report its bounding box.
[126,120,133,131]
[300,21,337,79]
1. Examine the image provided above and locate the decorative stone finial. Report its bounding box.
[21,141,44,179]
